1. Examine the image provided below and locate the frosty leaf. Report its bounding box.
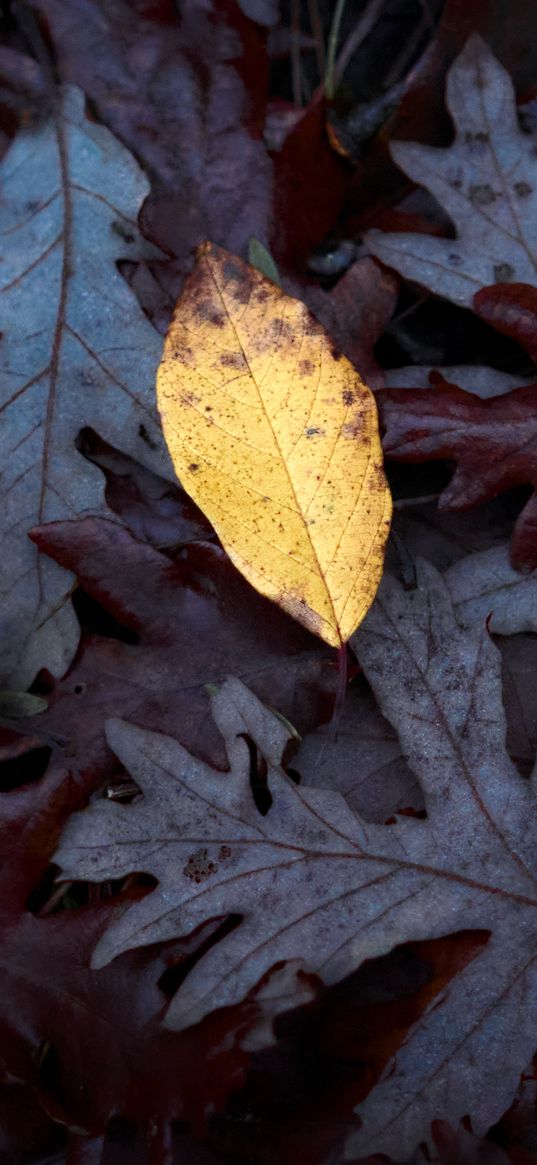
[0,86,169,687]
[366,35,537,307]
[54,566,537,1158]
[445,545,537,634]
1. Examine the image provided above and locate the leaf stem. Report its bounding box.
[328,640,348,741]
[324,0,347,99]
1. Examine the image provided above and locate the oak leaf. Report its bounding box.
[380,383,537,570]
[53,564,537,1158]
[156,242,392,646]
[0,86,169,688]
[366,35,537,307]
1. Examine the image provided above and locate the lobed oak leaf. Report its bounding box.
[366,35,537,307]
[0,86,171,689]
[156,242,392,647]
[53,565,537,1159]
[380,383,537,570]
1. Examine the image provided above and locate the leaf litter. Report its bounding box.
[53,566,537,1159]
[2,6,537,1164]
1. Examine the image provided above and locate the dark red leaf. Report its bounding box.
[28,517,335,778]
[380,383,537,570]
[271,97,351,270]
[31,0,272,292]
[474,284,537,364]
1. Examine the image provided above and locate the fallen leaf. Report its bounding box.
[157,242,392,646]
[77,427,213,549]
[296,542,537,819]
[28,516,336,773]
[53,564,537,1158]
[380,383,537,570]
[0,766,249,1145]
[31,0,273,285]
[474,282,537,363]
[366,36,537,307]
[0,86,170,688]
[384,364,529,399]
[295,675,422,823]
[271,97,351,270]
[299,257,398,391]
[444,545,537,633]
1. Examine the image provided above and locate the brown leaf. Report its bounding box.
[31,0,273,285]
[29,516,336,773]
[53,564,537,1159]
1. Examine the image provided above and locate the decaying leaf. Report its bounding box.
[0,85,170,688]
[380,383,537,570]
[53,564,537,1158]
[27,515,335,775]
[157,242,392,646]
[366,35,537,306]
[29,0,274,285]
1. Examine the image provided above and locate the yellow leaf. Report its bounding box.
[156,242,392,647]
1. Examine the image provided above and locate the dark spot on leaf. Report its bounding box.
[305,427,323,438]
[342,389,356,405]
[256,288,269,303]
[188,463,199,472]
[219,845,232,860]
[299,359,314,376]
[330,345,343,360]
[450,178,462,189]
[196,299,226,327]
[183,847,218,884]
[514,181,532,197]
[174,345,195,366]
[469,183,496,206]
[493,262,514,281]
[449,253,462,266]
[139,423,158,449]
[220,352,244,368]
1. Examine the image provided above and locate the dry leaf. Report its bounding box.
[53,564,537,1158]
[156,242,392,646]
[366,35,537,307]
[0,86,170,688]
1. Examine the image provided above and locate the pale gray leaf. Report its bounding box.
[0,86,172,687]
[384,365,530,398]
[446,545,537,634]
[366,35,537,305]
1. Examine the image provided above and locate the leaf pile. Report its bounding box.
[3,6,537,1165]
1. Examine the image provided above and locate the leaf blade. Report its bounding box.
[157,242,392,646]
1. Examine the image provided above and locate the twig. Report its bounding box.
[325,0,386,98]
